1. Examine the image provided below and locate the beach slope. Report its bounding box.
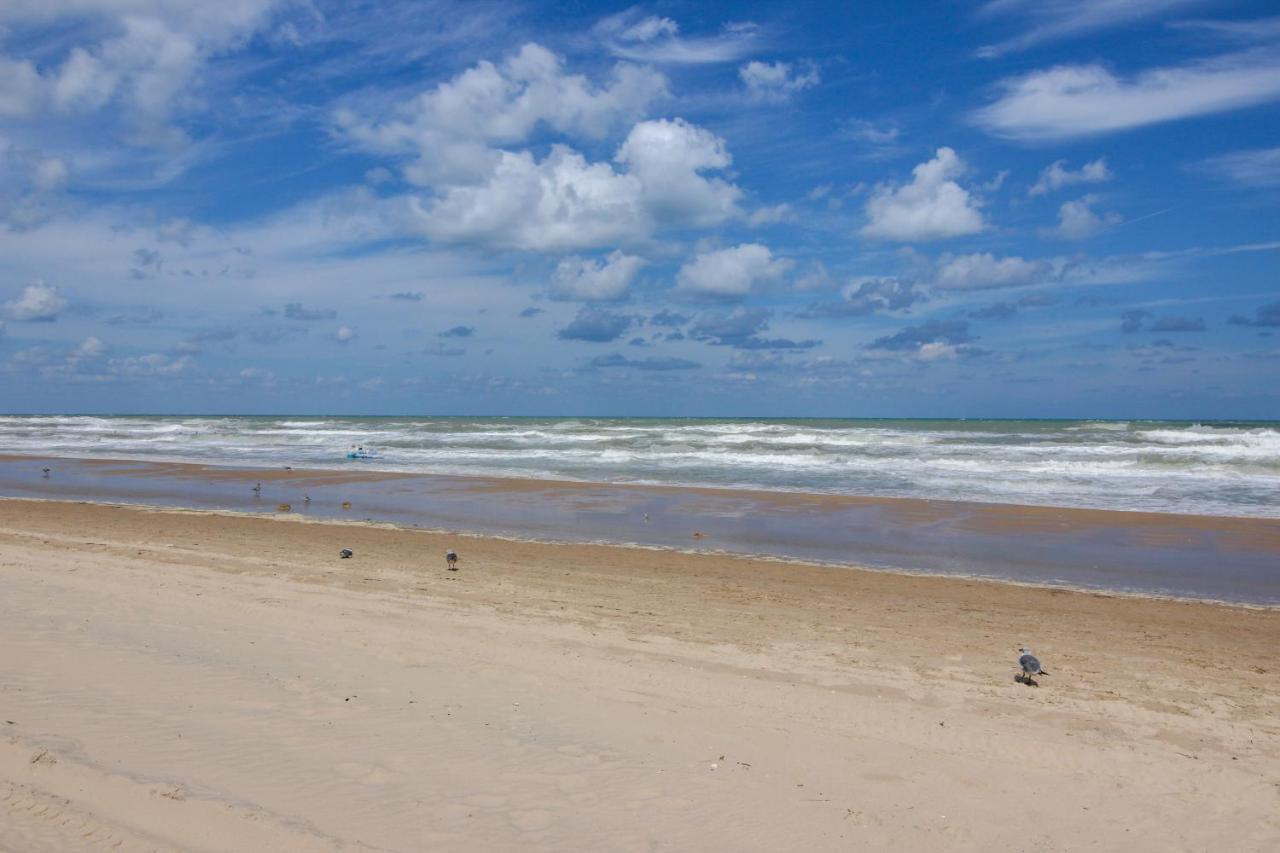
[1,500,1277,851]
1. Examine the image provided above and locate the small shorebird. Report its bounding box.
[41,467,50,478]
[339,548,353,559]
[303,495,311,504]
[252,482,262,494]
[1016,647,1049,685]
[445,550,459,571]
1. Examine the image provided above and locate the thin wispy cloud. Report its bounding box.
[974,51,1280,140]
[975,0,1211,58]
[1201,146,1280,187]
[594,9,761,64]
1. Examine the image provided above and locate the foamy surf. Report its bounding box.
[0,416,1276,517]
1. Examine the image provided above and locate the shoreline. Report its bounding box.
[5,450,1279,522]
[3,453,1278,605]
[1,498,1277,850]
[8,495,1277,612]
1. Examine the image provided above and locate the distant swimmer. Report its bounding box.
[445,550,459,571]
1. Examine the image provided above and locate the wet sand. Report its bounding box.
[1,498,1277,851]
[2,454,1278,603]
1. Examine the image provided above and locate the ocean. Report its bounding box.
[1,415,1277,518]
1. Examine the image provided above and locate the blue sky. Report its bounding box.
[1,0,1277,417]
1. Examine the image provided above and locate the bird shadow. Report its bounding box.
[1015,674,1040,687]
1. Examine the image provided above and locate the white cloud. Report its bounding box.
[843,119,900,145]
[1202,146,1280,187]
[239,367,276,385]
[614,118,742,227]
[0,2,285,141]
[861,147,986,241]
[610,15,680,43]
[413,119,741,252]
[934,253,1053,290]
[72,336,105,360]
[746,203,795,226]
[4,280,67,321]
[335,326,356,342]
[595,10,759,64]
[739,61,819,99]
[32,156,69,192]
[975,0,1207,58]
[1029,157,1111,196]
[336,42,668,185]
[676,243,791,299]
[1047,195,1121,239]
[412,146,645,252]
[108,353,190,377]
[974,53,1280,141]
[552,251,645,301]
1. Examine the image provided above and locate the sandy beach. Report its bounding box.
[1,497,1277,851]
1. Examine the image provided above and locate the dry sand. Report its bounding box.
[1,498,1277,852]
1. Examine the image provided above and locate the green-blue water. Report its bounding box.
[1,415,1278,517]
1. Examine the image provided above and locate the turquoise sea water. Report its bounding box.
[1,416,1278,517]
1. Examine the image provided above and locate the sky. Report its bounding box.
[1,0,1278,418]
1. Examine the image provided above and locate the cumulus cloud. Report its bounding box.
[739,61,819,99]
[1047,195,1121,239]
[861,148,986,240]
[690,307,820,350]
[614,118,742,227]
[973,53,1280,141]
[870,319,974,351]
[557,307,634,342]
[0,2,286,142]
[1228,301,1280,327]
[3,280,67,321]
[804,277,924,317]
[438,325,475,338]
[411,119,741,252]
[1029,157,1111,196]
[336,42,668,185]
[934,252,1053,290]
[552,251,645,301]
[675,243,791,299]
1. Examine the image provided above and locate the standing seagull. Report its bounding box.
[252,482,262,495]
[445,550,458,571]
[1017,646,1049,685]
[41,467,51,478]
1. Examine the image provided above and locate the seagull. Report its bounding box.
[41,467,50,478]
[303,495,311,504]
[339,548,353,559]
[252,482,262,494]
[445,550,458,571]
[1017,646,1049,685]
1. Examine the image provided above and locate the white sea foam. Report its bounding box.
[1,416,1277,516]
